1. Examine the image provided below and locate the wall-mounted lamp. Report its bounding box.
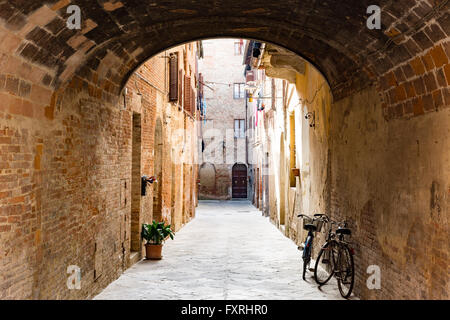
[141,175,157,196]
[305,111,315,128]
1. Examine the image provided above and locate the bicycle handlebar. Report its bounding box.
[297,213,342,226]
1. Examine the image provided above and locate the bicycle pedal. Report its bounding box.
[297,244,305,251]
[308,268,315,272]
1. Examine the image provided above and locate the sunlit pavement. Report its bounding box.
[95,200,355,300]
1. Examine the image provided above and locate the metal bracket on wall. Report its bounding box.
[305,111,315,128]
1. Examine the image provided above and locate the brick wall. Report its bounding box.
[0,41,199,299]
[379,40,450,120]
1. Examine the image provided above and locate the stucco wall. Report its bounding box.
[329,86,449,299]
[260,58,449,299]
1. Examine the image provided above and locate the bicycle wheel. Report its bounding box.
[314,242,335,285]
[336,244,354,299]
[302,257,310,280]
[302,236,312,280]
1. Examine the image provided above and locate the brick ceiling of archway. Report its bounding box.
[1,0,449,100]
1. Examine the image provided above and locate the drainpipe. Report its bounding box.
[245,96,248,165]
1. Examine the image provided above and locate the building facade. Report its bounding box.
[125,42,201,266]
[0,41,200,299]
[197,39,248,200]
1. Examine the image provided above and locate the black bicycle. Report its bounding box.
[297,213,326,280]
[314,216,355,299]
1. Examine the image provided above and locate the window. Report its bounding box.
[234,119,245,138]
[234,41,243,55]
[184,75,192,114]
[233,83,245,99]
[169,54,178,102]
[178,69,183,107]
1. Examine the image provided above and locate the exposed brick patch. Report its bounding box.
[379,39,450,120]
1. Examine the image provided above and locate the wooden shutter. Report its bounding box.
[169,54,178,101]
[178,70,183,107]
[184,75,191,113]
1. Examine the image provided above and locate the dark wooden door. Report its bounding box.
[232,164,247,198]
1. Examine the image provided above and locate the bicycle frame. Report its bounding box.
[302,229,314,261]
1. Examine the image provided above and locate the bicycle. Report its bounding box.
[297,213,326,281]
[314,216,355,299]
[313,214,337,286]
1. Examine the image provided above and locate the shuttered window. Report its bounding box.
[178,70,183,107]
[184,75,191,113]
[169,54,178,101]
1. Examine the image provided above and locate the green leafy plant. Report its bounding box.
[141,221,174,245]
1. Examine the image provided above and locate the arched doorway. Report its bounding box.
[199,162,216,199]
[153,118,163,222]
[232,163,248,199]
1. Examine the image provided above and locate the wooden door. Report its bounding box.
[232,164,247,198]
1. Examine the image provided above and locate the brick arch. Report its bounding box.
[0,0,448,119]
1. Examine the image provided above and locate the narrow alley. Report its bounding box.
[95,201,347,300]
[0,1,448,302]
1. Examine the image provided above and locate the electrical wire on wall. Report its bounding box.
[297,81,328,106]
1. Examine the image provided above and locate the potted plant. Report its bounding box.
[141,221,174,260]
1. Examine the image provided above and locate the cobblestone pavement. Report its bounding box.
[95,200,355,300]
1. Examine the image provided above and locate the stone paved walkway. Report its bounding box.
[95,200,353,300]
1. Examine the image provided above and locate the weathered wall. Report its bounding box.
[330,86,449,299]
[293,65,449,299]
[254,50,448,299]
[292,70,449,299]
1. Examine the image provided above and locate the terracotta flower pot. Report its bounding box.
[145,243,163,260]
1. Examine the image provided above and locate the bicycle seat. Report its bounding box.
[303,224,317,232]
[314,213,324,217]
[336,227,351,235]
